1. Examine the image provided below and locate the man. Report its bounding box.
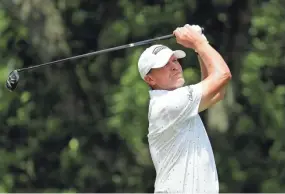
[137,24,232,193]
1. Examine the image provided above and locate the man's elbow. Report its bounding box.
[226,71,232,81]
[216,72,231,101]
[223,69,232,81]
[219,70,232,86]
[217,60,232,81]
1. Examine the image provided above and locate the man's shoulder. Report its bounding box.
[159,85,197,99]
[148,96,168,118]
[150,86,197,108]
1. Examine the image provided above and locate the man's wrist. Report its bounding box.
[194,40,209,54]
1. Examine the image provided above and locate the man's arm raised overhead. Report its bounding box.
[173,24,232,113]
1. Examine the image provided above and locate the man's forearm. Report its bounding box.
[198,53,226,96]
[195,42,231,80]
[197,55,208,80]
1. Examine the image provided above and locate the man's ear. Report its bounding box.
[144,74,156,87]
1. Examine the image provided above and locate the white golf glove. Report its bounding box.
[185,24,208,42]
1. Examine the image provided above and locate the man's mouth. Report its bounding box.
[173,72,182,78]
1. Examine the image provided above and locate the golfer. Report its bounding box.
[138,24,232,193]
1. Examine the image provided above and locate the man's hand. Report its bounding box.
[173,24,208,50]
[191,25,208,42]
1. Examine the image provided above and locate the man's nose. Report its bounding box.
[171,63,179,71]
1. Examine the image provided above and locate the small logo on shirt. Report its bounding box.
[187,86,193,101]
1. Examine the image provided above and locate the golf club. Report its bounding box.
[5,25,205,92]
[5,34,176,92]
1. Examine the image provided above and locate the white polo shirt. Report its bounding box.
[147,83,219,193]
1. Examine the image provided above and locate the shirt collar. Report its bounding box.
[149,89,168,98]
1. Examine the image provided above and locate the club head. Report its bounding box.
[6,70,20,92]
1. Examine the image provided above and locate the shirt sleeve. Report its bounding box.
[165,83,203,123]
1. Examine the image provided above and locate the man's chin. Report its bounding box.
[177,78,185,86]
[173,78,185,89]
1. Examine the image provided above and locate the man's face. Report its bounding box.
[144,55,185,90]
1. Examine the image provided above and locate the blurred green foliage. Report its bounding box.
[0,0,285,192]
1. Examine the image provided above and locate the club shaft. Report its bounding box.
[17,34,174,72]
